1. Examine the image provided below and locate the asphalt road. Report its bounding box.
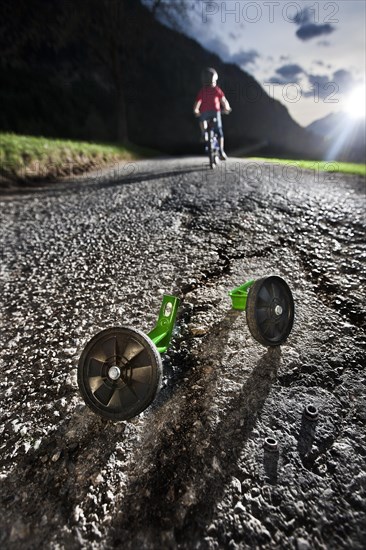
[1,157,365,549]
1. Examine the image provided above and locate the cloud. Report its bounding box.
[267,76,286,85]
[202,31,261,77]
[204,36,260,68]
[292,7,313,25]
[230,49,260,67]
[303,69,358,98]
[268,63,305,85]
[204,37,230,61]
[229,31,246,41]
[296,23,335,41]
[276,64,304,78]
[332,69,356,93]
[291,5,336,41]
[266,61,358,99]
[303,74,333,97]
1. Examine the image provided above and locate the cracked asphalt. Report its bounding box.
[0,157,365,549]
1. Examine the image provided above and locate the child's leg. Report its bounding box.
[199,119,207,143]
[215,113,227,158]
[219,137,227,159]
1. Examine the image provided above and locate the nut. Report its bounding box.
[264,437,278,452]
[304,404,319,421]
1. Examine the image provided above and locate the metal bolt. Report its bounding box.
[264,437,278,452]
[108,366,121,381]
[274,305,283,316]
[304,404,319,421]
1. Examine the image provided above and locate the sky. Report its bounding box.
[143,0,366,127]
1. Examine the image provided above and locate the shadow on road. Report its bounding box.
[0,163,208,197]
[108,309,282,548]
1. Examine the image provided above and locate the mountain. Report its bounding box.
[308,112,347,137]
[307,112,365,162]
[0,0,324,159]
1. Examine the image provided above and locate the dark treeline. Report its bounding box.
[0,0,347,159]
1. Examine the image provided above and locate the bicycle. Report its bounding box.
[201,109,231,169]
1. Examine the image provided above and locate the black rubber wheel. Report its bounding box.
[77,326,162,421]
[246,276,294,346]
[208,130,215,169]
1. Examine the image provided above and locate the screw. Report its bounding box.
[304,404,319,421]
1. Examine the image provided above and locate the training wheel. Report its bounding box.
[246,276,294,346]
[77,326,162,421]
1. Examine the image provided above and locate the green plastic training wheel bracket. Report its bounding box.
[147,295,180,354]
[228,280,255,311]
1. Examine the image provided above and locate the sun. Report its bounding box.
[344,84,366,119]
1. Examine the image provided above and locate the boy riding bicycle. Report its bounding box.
[193,67,231,160]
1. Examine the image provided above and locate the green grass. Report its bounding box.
[0,133,158,183]
[247,157,366,177]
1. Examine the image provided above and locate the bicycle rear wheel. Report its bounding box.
[208,129,215,169]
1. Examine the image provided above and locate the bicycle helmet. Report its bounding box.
[201,67,218,86]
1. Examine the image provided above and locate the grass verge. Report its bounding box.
[247,157,366,177]
[0,133,159,184]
